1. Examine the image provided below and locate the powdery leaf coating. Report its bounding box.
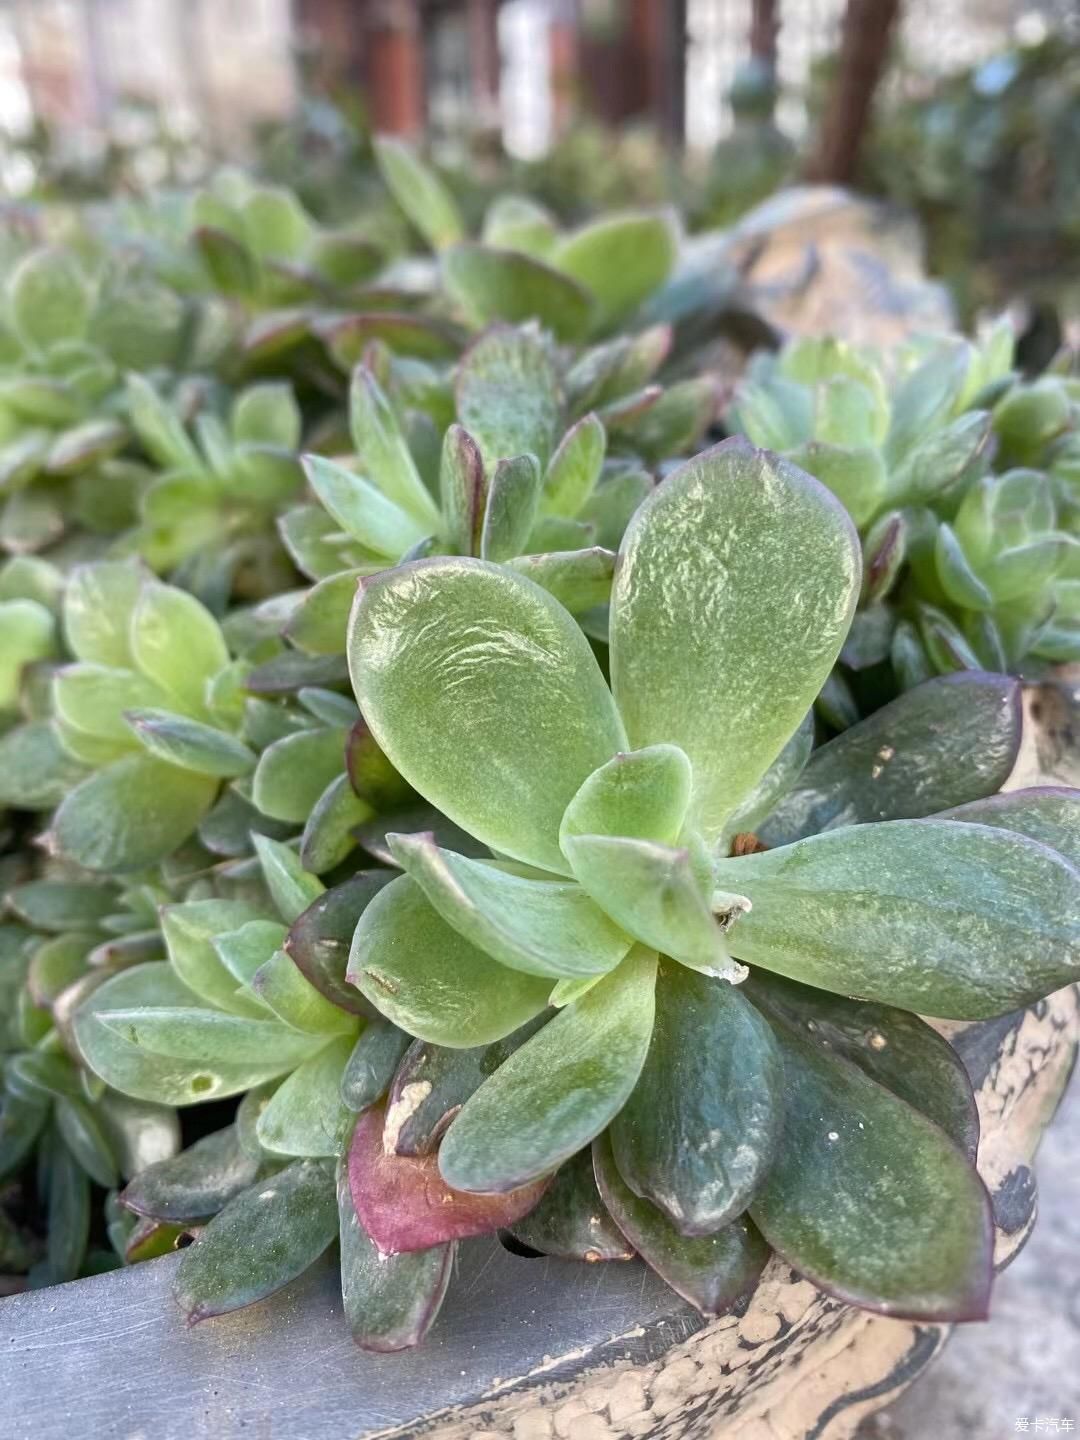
[936,786,1080,868]
[348,557,626,875]
[347,1104,548,1254]
[610,438,860,841]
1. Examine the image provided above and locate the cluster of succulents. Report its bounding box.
[0,141,1078,1356]
[729,329,1080,728]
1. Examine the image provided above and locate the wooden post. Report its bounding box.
[467,0,500,125]
[366,0,425,137]
[549,0,580,139]
[749,0,779,75]
[806,0,902,185]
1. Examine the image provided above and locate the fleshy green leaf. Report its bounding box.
[455,325,560,472]
[7,880,113,932]
[389,832,630,980]
[174,1158,337,1322]
[759,673,1021,846]
[373,137,464,251]
[337,1157,453,1352]
[162,899,271,1015]
[438,947,657,1193]
[340,1020,411,1113]
[721,711,813,845]
[124,708,255,777]
[542,413,606,518]
[349,557,625,873]
[251,727,345,825]
[94,1006,323,1068]
[301,773,373,874]
[594,1131,768,1315]
[129,581,228,715]
[716,819,1080,1019]
[505,547,615,614]
[442,245,592,343]
[748,1009,992,1321]
[10,249,91,351]
[560,744,692,848]
[252,948,358,1036]
[553,212,677,330]
[439,423,487,557]
[0,720,89,810]
[610,439,860,840]
[480,454,543,563]
[53,664,164,744]
[120,1125,261,1224]
[509,1147,633,1261]
[286,871,394,1017]
[610,961,782,1235]
[254,1035,355,1157]
[937,787,1080,868]
[302,453,427,559]
[213,919,285,989]
[349,875,551,1047]
[55,1096,119,1189]
[349,366,442,530]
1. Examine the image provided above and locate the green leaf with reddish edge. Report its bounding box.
[383,1015,551,1156]
[337,1155,454,1352]
[562,834,745,980]
[286,871,395,1018]
[593,1131,768,1315]
[349,366,442,530]
[255,1036,356,1157]
[509,1147,632,1261]
[301,773,373,874]
[94,1006,324,1068]
[124,708,255,778]
[252,835,326,924]
[749,1007,992,1321]
[52,755,218,873]
[610,960,782,1235]
[174,1157,338,1324]
[162,899,272,1015]
[252,948,358,1036]
[352,802,488,867]
[936,787,1080,868]
[349,558,626,874]
[348,1104,549,1253]
[554,212,677,330]
[716,819,1080,1020]
[252,726,346,825]
[759,674,1022,847]
[345,716,415,810]
[480,454,543,563]
[442,245,592,343]
[721,712,814,847]
[455,325,561,472]
[438,947,657,1194]
[506,548,614,614]
[213,919,287,989]
[745,972,978,1160]
[610,439,860,842]
[560,744,692,848]
[373,137,463,251]
[542,413,605,519]
[121,1125,263,1223]
[349,875,552,1047]
[301,453,428,558]
[73,963,290,1105]
[388,831,630,980]
[439,422,487,557]
[341,1020,411,1113]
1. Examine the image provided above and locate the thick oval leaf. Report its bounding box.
[55,1096,119,1189]
[348,557,626,874]
[7,880,113,932]
[53,663,163,744]
[95,1006,324,1068]
[554,212,677,329]
[509,1147,632,1261]
[745,972,978,1160]
[302,453,427,559]
[384,1015,551,1156]
[129,581,228,715]
[251,725,346,826]
[563,834,744,980]
[542,413,605,518]
[560,744,692,847]
[610,438,860,840]
[251,948,358,1036]
[388,832,631,979]
[610,961,783,1235]
[593,1132,768,1316]
[439,423,487,557]
[120,1125,262,1223]
[455,324,560,471]
[301,773,372,873]
[937,787,1080,868]
[442,245,592,343]
[124,708,255,778]
[340,1020,411,1113]
[373,137,464,251]
[748,1012,993,1321]
[720,711,814,845]
[349,366,441,529]
[73,964,288,1104]
[337,1157,453,1352]
[438,947,657,1193]
[759,674,1022,846]
[0,719,89,810]
[286,871,395,1017]
[349,875,551,1047]
[174,1158,337,1323]
[254,1035,357,1157]
[252,835,326,925]
[162,899,271,1015]
[480,454,543,564]
[506,548,615,614]
[716,819,1080,1019]
[52,755,217,872]
[213,920,287,989]
[348,1104,548,1253]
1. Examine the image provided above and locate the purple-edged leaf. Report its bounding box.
[717,819,1080,1019]
[439,423,487,557]
[349,875,552,1047]
[173,1158,338,1323]
[438,948,657,1193]
[320,311,463,365]
[610,439,861,841]
[937,786,1080,868]
[120,1125,262,1224]
[542,413,605,519]
[344,717,414,809]
[337,1155,453,1352]
[348,557,626,875]
[480,453,543,564]
[748,1011,993,1322]
[759,674,1022,847]
[745,972,979,1160]
[610,960,783,1235]
[508,1147,633,1261]
[593,1132,768,1315]
[348,1104,548,1253]
[383,1014,551,1156]
[286,871,397,1017]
